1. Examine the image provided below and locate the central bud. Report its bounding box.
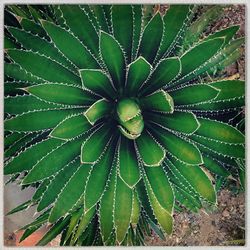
[116,98,144,139]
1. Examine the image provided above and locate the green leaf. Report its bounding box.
[114,176,133,244]
[210,80,245,101]
[4,138,62,175]
[100,31,126,93]
[140,90,174,113]
[37,216,71,246]
[8,26,76,73]
[5,95,63,114]
[138,12,163,63]
[26,83,97,106]
[48,163,92,223]
[84,140,116,212]
[118,136,140,188]
[157,5,191,59]
[89,5,110,33]
[5,63,44,83]
[146,111,200,135]
[170,157,216,203]
[170,84,220,106]
[183,6,223,48]
[141,57,181,96]
[135,130,165,166]
[4,132,24,149]
[126,56,151,95]
[32,179,51,201]
[59,5,99,57]
[150,124,203,165]
[143,174,173,234]
[131,190,140,226]
[42,20,99,69]
[4,81,28,96]
[64,206,84,243]
[204,25,239,44]
[81,124,113,164]
[131,5,142,61]
[8,49,81,85]
[80,69,116,99]
[165,159,202,208]
[20,18,49,39]
[190,134,245,159]
[20,226,42,243]
[4,36,19,49]
[145,166,174,213]
[23,138,83,184]
[99,166,116,243]
[112,5,133,62]
[176,37,225,83]
[203,155,230,177]
[37,160,81,212]
[6,200,32,215]
[84,99,112,125]
[5,132,37,159]
[196,118,244,144]
[71,206,96,244]
[5,108,84,132]
[50,114,91,140]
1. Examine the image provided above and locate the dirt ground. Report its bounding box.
[145,190,245,246]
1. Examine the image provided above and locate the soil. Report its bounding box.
[145,190,245,246]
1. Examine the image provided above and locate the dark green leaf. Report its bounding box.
[100,31,126,93]
[49,163,92,223]
[22,138,83,184]
[138,12,163,63]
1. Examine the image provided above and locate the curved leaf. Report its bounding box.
[100,31,126,93]
[84,140,116,212]
[126,56,151,95]
[5,108,84,132]
[140,90,174,113]
[49,163,92,223]
[114,176,133,244]
[118,136,140,188]
[151,124,203,165]
[138,12,163,63]
[42,20,99,69]
[112,5,133,62]
[145,166,174,213]
[59,5,99,56]
[170,157,216,203]
[4,138,62,175]
[22,138,83,184]
[80,69,116,99]
[141,57,181,96]
[170,84,220,106]
[8,49,81,85]
[5,95,63,114]
[99,166,116,243]
[84,99,112,125]
[50,114,91,140]
[135,130,165,166]
[81,124,113,164]
[8,26,76,73]
[146,111,200,135]
[26,83,97,106]
[196,118,244,144]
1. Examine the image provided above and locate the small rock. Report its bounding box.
[222,209,230,217]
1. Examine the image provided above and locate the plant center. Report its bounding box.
[116,98,144,139]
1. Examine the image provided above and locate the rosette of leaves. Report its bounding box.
[4,4,245,246]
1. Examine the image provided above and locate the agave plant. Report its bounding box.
[4,4,245,246]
